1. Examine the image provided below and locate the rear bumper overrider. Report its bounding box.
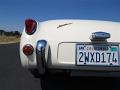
[36,40,47,75]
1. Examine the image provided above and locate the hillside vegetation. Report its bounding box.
[0,30,21,44]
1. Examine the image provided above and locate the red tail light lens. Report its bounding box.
[25,19,37,35]
[23,44,34,55]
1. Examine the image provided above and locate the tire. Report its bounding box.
[30,69,69,90]
[29,69,49,90]
[40,74,49,90]
[29,69,41,78]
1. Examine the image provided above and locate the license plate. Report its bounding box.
[76,44,119,66]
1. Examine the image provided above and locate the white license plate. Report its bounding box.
[76,44,119,66]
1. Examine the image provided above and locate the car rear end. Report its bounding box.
[20,19,120,77]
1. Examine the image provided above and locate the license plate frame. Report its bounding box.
[76,43,120,66]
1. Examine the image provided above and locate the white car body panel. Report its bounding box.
[20,19,120,71]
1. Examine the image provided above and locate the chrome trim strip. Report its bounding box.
[36,40,47,75]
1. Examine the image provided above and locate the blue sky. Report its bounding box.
[0,0,120,32]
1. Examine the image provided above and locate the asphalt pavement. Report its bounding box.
[0,43,120,90]
[0,43,41,90]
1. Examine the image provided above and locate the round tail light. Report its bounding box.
[25,19,37,35]
[23,44,34,55]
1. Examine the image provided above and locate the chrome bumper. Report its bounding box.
[36,40,47,75]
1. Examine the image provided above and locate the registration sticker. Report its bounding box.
[110,47,117,52]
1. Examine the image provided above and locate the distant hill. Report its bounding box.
[0,30,21,36]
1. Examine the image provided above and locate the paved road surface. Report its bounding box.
[0,43,120,90]
[0,43,41,90]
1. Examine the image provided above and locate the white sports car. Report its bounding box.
[20,19,120,79]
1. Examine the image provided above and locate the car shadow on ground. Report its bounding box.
[40,73,120,90]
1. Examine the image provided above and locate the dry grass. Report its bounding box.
[0,36,20,44]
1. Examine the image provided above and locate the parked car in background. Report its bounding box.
[20,19,120,89]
